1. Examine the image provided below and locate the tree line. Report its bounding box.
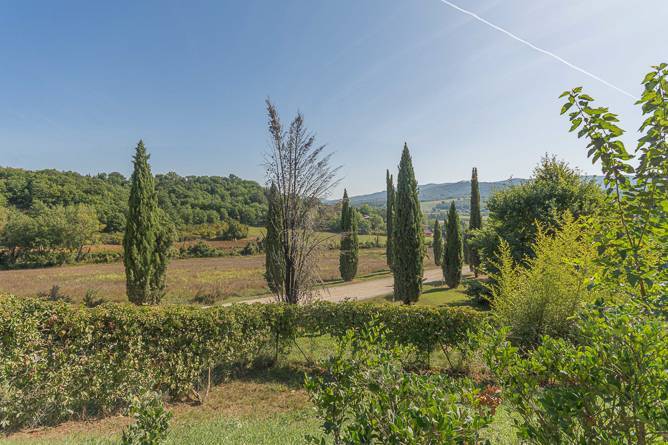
[0,165,268,233]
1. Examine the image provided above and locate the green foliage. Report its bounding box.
[0,204,101,266]
[178,241,227,259]
[385,170,395,270]
[485,303,667,444]
[215,219,248,240]
[469,167,482,275]
[124,141,173,305]
[472,156,603,270]
[443,202,463,289]
[490,214,603,347]
[305,321,493,444]
[155,172,266,227]
[265,183,284,294]
[480,64,668,445]
[121,393,172,445]
[0,297,482,431]
[354,204,386,235]
[0,167,129,233]
[432,219,443,266]
[560,63,668,300]
[0,167,267,232]
[392,144,424,304]
[339,190,359,281]
[463,278,491,305]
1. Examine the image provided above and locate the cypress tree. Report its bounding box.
[432,219,443,266]
[469,167,482,276]
[443,201,463,288]
[339,190,359,281]
[124,140,170,305]
[393,144,424,304]
[385,170,395,270]
[265,182,284,294]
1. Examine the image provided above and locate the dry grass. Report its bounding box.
[0,249,391,304]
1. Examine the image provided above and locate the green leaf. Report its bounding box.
[569,118,583,132]
[560,102,573,115]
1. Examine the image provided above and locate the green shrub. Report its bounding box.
[0,298,482,431]
[178,241,228,258]
[305,321,494,444]
[121,392,172,445]
[489,214,603,347]
[215,219,248,241]
[463,278,492,305]
[484,302,668,444]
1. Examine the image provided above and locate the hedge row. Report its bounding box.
[0,296,483,431]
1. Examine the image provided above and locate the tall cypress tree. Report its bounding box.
[124,140,169,305]
[265,182,284,294]
[432,219,443,267]
[339,191,359,281]
[443,201,463,288]
[393,144,424,304]
[385,170,395,270]
[468,167,482,276]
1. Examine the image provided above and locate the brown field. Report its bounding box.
[0,248,402,304]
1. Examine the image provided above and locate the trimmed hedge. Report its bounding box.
[0,297,483,431]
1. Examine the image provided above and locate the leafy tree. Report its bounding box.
[393,144,423,304]
[471,156,604,270]
[385,170,395,270]
[264,183,284,294]
[432,219,443,266]
[443,202,463,288]
[468,167,482,276]
[124,140,172,305]
[339,190,359,281]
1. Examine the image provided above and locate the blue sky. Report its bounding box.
[1,1,665,196]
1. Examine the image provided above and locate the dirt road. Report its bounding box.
[236,267,448,305]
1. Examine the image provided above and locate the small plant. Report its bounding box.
[240,238,262,256]
[38,285,72,303]
[121,392,172,445]
[83,289,105,308]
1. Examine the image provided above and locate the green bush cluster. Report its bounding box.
[0,297,482,431]
[306,322,494,445]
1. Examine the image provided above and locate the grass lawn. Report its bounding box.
[366,278,488,311]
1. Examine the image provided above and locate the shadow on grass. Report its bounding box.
[233,363,310,389]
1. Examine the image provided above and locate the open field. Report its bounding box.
[87,230,388,254]
[0,248,430,304]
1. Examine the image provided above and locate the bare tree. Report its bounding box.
[264,99,339,304]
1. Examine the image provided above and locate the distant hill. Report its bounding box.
[347,178,527,206]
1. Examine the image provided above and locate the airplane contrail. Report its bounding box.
[437,0,637,100]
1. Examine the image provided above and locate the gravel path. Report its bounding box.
[233,267,448,305]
